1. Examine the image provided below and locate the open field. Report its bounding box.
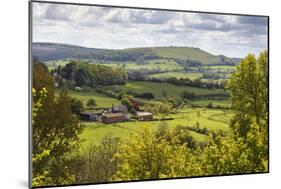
[45,59,70,70]
[79,107,232,147]
[153,47,222,65]
[56,90,119,108]
[191,99,231,107]
[202,65,236,72]
[149,72,203,80]
[105,81,227,99]
[98,59,182,71]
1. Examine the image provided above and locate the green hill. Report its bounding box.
[33,42,240,65]
[152,47,221,65]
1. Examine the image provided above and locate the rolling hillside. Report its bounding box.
[32,42,104,61]
[32,42,241,65]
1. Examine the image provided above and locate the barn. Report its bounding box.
[102,113,126,124]
[136,111,153,121]
[80,111,102,121]
[111,104,128,114]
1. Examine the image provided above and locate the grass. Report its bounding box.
[57,89,120,108]
[99,59,182,71]
[79,107,232,147]
[153,47,221,65]
[191,99,231,108]
[45,59,70,70]
[149,72,203,80]
[105,81,227,99]
[202,65,236,72]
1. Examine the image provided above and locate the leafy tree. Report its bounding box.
[32,88,51,187]
[33,62,55,100]
[227,51,268,137]
[207,102,213,108]
[121,96,134,110]
[32,62,84,186]
[75,68,90,86]
[59,62,128,86]
[67,136,119,184]
[71,97,84,114]
[113,126,189,180]
[227,51,268,171]
[86,98,97,109]
[181,91,196,100]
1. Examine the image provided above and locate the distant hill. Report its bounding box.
[32,42,241,65]
[32,42,104,61]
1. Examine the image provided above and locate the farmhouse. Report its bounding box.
[102,113,126,124]
[80,111,103,121]
[136,111,153,121]
[112,104,128,114]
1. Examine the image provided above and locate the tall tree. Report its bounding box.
[32,62,84,186]
[227,51,269,171]
[227,51,268,137]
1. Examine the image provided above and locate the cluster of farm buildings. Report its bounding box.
[80,104,153,124]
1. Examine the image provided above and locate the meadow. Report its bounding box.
[79,107,233,147]
[99,59,182,71]
[149,72,203,80]
[104,81,226,99]
[45,59,70,70]
[57,90,120,108]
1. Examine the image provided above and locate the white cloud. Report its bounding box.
[32,2,268,58]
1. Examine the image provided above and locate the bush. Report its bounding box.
[87,99,97,109]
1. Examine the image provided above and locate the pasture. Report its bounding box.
[105,81,227,99]
[191,99,231,108]
[45,59,70,70]
[57,90,119,108]
[149,72,203,80]
[98,59,182,71]
[79,107,232,147]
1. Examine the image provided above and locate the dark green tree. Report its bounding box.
[71,97,84,114]
[87,98,97,109]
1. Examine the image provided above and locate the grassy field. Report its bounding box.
[57,81,229,109]
[191,99,231,108]
[153,47,221,65]
[149,72,203,80]
[99,59,182,71]
[45,59,70,70]
[105,81,227,99]
[57,90,120,108]
[202,65,236,72]
[79,107,232,147]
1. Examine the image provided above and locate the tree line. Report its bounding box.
[53,61,128,87]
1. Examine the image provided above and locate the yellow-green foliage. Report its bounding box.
[32,88,51,187]
[112,125,267,181]
[227,51,268,137]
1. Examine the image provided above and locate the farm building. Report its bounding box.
[102,113,126,124]
[74,86,82,91]
[80,111,103,121]
[136,111,153,121]
[112,104,128,113]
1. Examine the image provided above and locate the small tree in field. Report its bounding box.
[87,98,97,109]
[71,97,84,114]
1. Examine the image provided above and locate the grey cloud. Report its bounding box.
[43,4,73,21]
[132,11,176,24]
[197,14,229,23]
[104,9,176,24]
[237,16,268,25]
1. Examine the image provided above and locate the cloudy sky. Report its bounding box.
[33,2,268,58]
